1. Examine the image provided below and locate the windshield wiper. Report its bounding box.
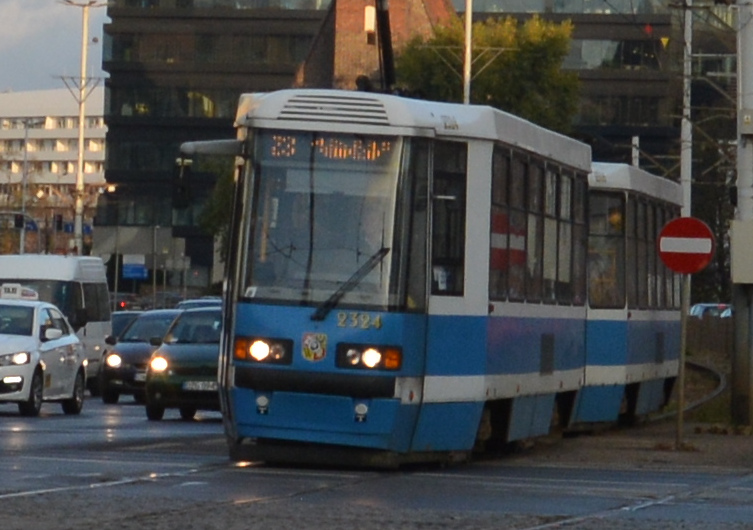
[310,247,390,321]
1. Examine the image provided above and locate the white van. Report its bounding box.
[0,255,111,395]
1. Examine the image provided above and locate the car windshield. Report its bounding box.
[0,305,34,336]
[165,310,222,344]
[120,313,179,343]
[111,312,141,337]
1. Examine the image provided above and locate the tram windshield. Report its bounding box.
[242,130,404,310]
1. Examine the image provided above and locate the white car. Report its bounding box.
[0,287,86,416]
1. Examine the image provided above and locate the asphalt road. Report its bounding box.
[0,395,752,529]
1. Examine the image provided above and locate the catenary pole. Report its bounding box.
[732,0,753,424]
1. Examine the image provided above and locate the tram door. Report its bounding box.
[410,140,483,452]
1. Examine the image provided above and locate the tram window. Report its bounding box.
[507,155,528,301]
[508,209,527,300]
[542,169,558,302]
[492,149,509,206]
[556,174,573,303]
[571,177,588,305]
[510,157,526,209]
[431,141,467,296]
[490,204,509,300]
[588,192,626,309]
[655,207,666,308]
[489,147,510,301]
[626,199,638,308]
[526,213,543,301]
[637,200,649,308]
[405,139,429,311]
[647,203,657,308]
[526,164,544,302]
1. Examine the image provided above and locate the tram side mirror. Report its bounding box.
[173,157,193,209]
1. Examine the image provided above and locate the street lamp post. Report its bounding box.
[19,118,45,254]
[20,120,31,254]
[62,0,107,255]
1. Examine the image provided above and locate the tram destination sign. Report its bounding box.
[658,217,715,275]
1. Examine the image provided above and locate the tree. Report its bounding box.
[195,155,235,264]
[395,15,579,133]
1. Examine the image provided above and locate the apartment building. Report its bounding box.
[0,87,106,254]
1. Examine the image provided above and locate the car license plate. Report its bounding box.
[182,380,218,391]
[134,371,146,382]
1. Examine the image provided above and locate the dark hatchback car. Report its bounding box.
[145,307,221,421]
[100,309,182,404]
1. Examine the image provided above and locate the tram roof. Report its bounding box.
[235,89,591,172]
[590,162,683,207]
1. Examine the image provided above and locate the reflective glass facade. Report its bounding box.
[452,0,667,14]
[99,5,326,274]
[112,0,331,9]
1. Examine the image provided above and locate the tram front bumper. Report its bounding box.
[231,387,417,452]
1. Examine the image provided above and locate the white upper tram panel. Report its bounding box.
[234,89,591,174]
[590,162,683,208]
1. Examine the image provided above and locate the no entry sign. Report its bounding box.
[658,217,715,274]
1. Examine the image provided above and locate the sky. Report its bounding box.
[0,0,109,93]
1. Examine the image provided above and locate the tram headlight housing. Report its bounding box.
[336,344,402,371]
[234,337,292,365]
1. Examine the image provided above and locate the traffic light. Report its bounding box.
[13,214,24,229]
[54,214,63,231]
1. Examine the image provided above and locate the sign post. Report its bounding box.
[658,217,715,450]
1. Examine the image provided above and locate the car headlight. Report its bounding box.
[0,351,30,367]
[150,356,169,372]
[105,353,123,368]
[336,344,402,371]
[234,337,292,365]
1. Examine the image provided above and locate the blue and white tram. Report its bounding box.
[182,89,681,466]
[575,162,682,425]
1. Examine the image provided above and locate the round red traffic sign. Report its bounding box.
[658,217,715,274]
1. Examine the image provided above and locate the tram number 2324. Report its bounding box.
[337,312,383,330]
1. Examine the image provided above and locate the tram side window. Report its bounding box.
[508,155,528,301]
[431,141,467,296]
[556,173,573,302]
[588,192,626,308]
[626,199,638,307]
[543,168,558,302]
[489,147,510,301]
[661,206,681,309]
[636,200,649,307]
[404,139,429,311]
[647,203,657,308]
[571,177,588,305]
[526,163,544,302]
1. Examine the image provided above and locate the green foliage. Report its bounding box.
[395,15,579,133]
[195,155,235,264]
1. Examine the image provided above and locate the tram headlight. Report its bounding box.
[234,337,292,365]
[250,340,270,361]
[336,344,401,371]
[361,348,381,368]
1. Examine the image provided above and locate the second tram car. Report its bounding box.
[181,89,682,466]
